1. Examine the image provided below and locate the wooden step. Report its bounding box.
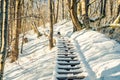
[57,61,80,65]
[56,74,85,80]
[57,69,83,74]
[57,53,75,55]
[57,57,78,61]
[58,55,77,58]
[57,65,81,69]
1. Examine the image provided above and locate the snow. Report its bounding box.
[3,20,120,80]
[71,30,120,80]
[4,34,57,80]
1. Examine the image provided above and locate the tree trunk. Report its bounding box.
[117,0,120,16]
[109,0,113,16]
[62,0,64,19]
[100,0,107,17]
[0,0,9,79]
[0,0,5,52]
[41,16,46,28]
[15,0,23,56]
[36,1,46,28]
[48,0,54,49]
[52,1,55,23]
[81,0,90,29]
[0,0,5,79]
[78,1,82,18]
[32,21,42,37]
[67,0,82,31]
[55,0,59,23]
[10,0,19,62]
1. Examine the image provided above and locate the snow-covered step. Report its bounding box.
[67,46,75,49]
[56,74,85,80]
[57,46,67,48]
[57,42,66,45]
[67,49,76,53]
[57,48,66,51]
[53,37,86,80]
[57,39,65,41]
[59,50,75,52]
[57,69,83,74]
[57,65,81,69]
[67,47,74,50]
[58,55,77,58]
[57,50,74,53]
[57,50,66,53]
[66,45,74,48]
[57,61,80,65]
[61,49,75,53]
[66,43,73,46]
[57,58,78,61]
[57,53,76,55]
[57,52,75,55]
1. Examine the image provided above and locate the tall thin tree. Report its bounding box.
[81,0,90,29]
[48,0,54,49]
[10,0,19,62]
[0,0,9,79]
[62,0,64,19]
[55,0,59,23]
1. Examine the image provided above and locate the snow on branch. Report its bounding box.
[97,15,120,29]
[100,24,120,29]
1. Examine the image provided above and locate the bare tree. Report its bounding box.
[36,1,46,28]
[29,0,42,37]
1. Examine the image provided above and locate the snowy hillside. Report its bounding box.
[4,20,120,80]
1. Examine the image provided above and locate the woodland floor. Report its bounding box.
[4,20,120,80]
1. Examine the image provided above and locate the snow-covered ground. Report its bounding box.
[71,30,120,80]
[4,20,120,80]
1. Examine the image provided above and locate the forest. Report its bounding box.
[0,0,120,80]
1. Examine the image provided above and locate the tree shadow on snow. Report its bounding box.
[20,40,48,57]
[99,64,120,80]
[4,46,56,80]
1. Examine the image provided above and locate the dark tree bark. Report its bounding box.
[10,0,19,62]
[48,0,54,49]
[0,0,5,52]
[100,0,107,17]
[62,0,64,19]
[0,0,5,79]
[67,0,82,31]
[109,0,113,16]
[0,0,9,79]
[117,0,120,16]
